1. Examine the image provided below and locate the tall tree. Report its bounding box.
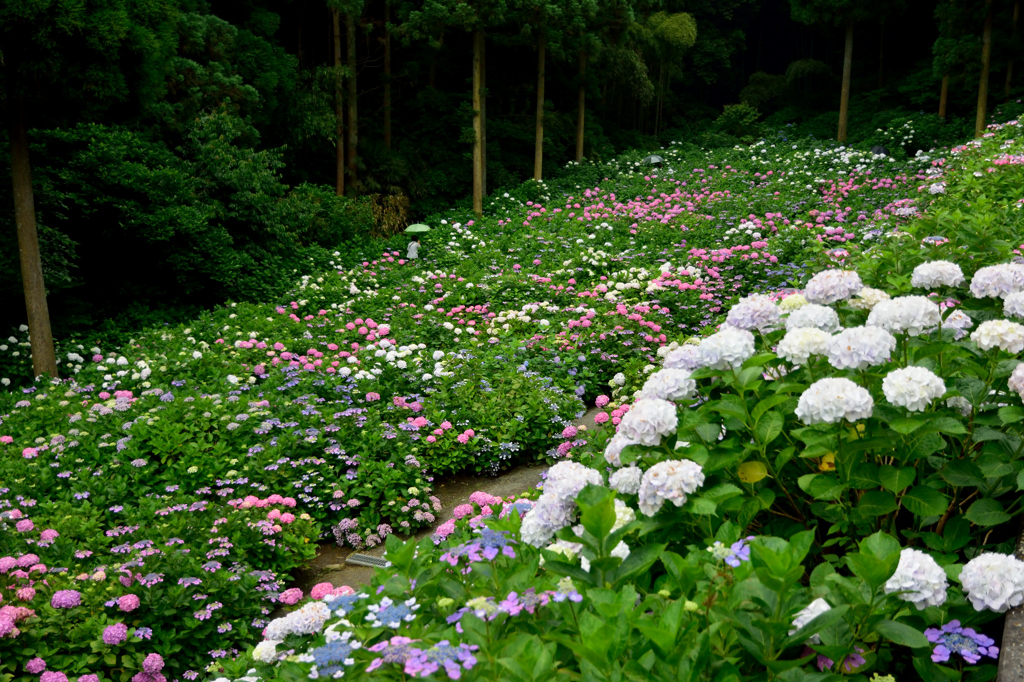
[384,0,393,149]
[2,0,175,378]
[636,11,697,137]
[332,8,345,195]
[574,0,630,161]
[1007,1,1020,98]
[347,11,359,190]
[977,0,994,137]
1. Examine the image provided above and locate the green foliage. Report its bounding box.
[716,103,762,143]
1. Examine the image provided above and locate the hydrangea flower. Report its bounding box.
[404,640,478,680]
[777,327,831,365]
[519,494,574,547]
[609,466,642,495]
[925,621,999,664]
[866,296,941,336]
[969,263,1024,299]
[725,294,781,331]
[778,293,808,312]
[826,326,896,370]
[50,590,81,609]
[795,378,874,424]
[543,461,603,502]
[789,598,831,644]
[663,345,702,371]
[637,460,705,517]
[252,639,283,663]
[971,319,1024,353]
[804,270,863,305]
[911,261,965,288]
[310,632,361,676]
[784,304,841,333]
[616,399,677,447]
[707,537,754,567]
[604,433,640,467]
[639,368,697,402]
[1010,363,1024,400]
[941,309,974,339]
[961,553,1024,612]
[366,636,417,672]
[103,623,128,645]
[698,326,755,370]
[883,548,948,609]
[366,597,419,628]
[882,367,946,412]
[1005,291,1024,319]
[323,591,368,615]
[848,287,891,311]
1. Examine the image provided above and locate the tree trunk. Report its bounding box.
[837,13,854,143]
[384,0,392,150]
[576,51,586,162]
[977,0,994,137]
[534,40,545,181]
[8,94,57,379]
[939,74,949,120]
[472,29,484,216]
[481,35,487,198]
[346,13,358,190]
[1008,1,1020,98]
[332,9,344,196]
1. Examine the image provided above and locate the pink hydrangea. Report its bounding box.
[457,433,470,444]
[15,520,33,533]
[310,582,334,600]
[118,595,140,612]
[39,529,59,543]
[21,448,37,459]
[279,588,303,605]
[452,504,474,520]
[593,412,609,424]
[366,392,381,402]
[26,658,46,674]
[279,513,295,524]
[562,425,578,439]
[0,436,13,444]
[15,588,35,602]
[41,672,68,682]
[469,491,502,506]
[595,395,610,407]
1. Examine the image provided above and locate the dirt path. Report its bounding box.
[291,406,605,591]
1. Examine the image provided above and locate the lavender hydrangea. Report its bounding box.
[403,640,478,679]
[882,367,946,412]
[50,590,81,609]
[926,621,999,664]
[969,263,1024,299]
[942,309,974,339]
[707,537,754,567]
[663,344,702,371]
[639,368,697,402]
[776,328,831,365]
[519,494,574,547]
[971,319,1024,353]
[784,304,841,333]
[725,294,781,331]
[911,260,965,288]
[698,326,755,370]
[637,459,705,517]
[1005,291,1024,319]
[1010,363,1024,400]
[883,548,948,609]
[961,553,1024,612]
[617,399,678,447]
[827,326,896,370]
[804,270,863,305]
[866,296,941,336]
[795,378,874,425]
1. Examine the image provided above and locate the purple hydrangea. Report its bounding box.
[926,621,999,664]
[404,640,479,679]
[103,622,129,645]
[26,658,46,674]
[51,590,82,609]
[367,636,417,672]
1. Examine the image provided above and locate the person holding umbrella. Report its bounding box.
[404,223,430,260]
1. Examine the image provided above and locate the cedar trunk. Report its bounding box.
[1008,1,1020,98]
[939,75,949,120]
[576,51,586,162]
[481,36,487,197]
[977,0,994,137]
[346,13,358,190]
[8,95,57,379]
[837,14,854,143]
[332,9,345,196]
[534,40,545,181]
[472,29,484,216]
[384,0,392,149]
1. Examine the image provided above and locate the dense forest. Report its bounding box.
[1,0,1016,355]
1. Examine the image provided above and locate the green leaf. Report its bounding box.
[857,490,897,516]
[753,394,793,421]
[873,620,930,649]
[1000,406,1024,425]
[849,462,882,489]
[965,498,1012,527]
[902,485,949,518]
[940,459,985,488]
[755,411,784,446]
[889,417,925,435]
[687,497,718,515]
[694,423,723,444]
[879,465,916,493]
[846,553,896,590]
[929,417,968,435]
[860,531,901,561]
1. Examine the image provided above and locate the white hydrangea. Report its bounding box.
[520,493,574,547]
[604,433,639,467]
[1005,291,1024,319]
[779,293,809,312]
[617,399,678,447]
[789,598,832,644]
[947,396,973,416]
[698,326,755,370]
[848,287,891,311]
[776,328,831,365]
[795,377,874,424]
[827,326,896,370]
[611,373,626,387]
[941,309,974,340]
[804,270,863,305]
[961,553,1024,613]
[544,461,603,503]
[784,304,841,333]
[883,548,948,610]
[252,640,283,663]
[882,367,946,412]
[911,260,965,289]
[639,368,697,402]
[866,296,941,336]
[663,344,702,371]
[726,294,781,331]
[970,263,1024,299]
[582,540,630,572]
[263,601,331,639]
[1010,363,1024,400]
[637,459,704,517]
[971,319,1024,353]
[609,466,643,495]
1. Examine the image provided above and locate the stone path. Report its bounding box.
[291,406,605,592]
